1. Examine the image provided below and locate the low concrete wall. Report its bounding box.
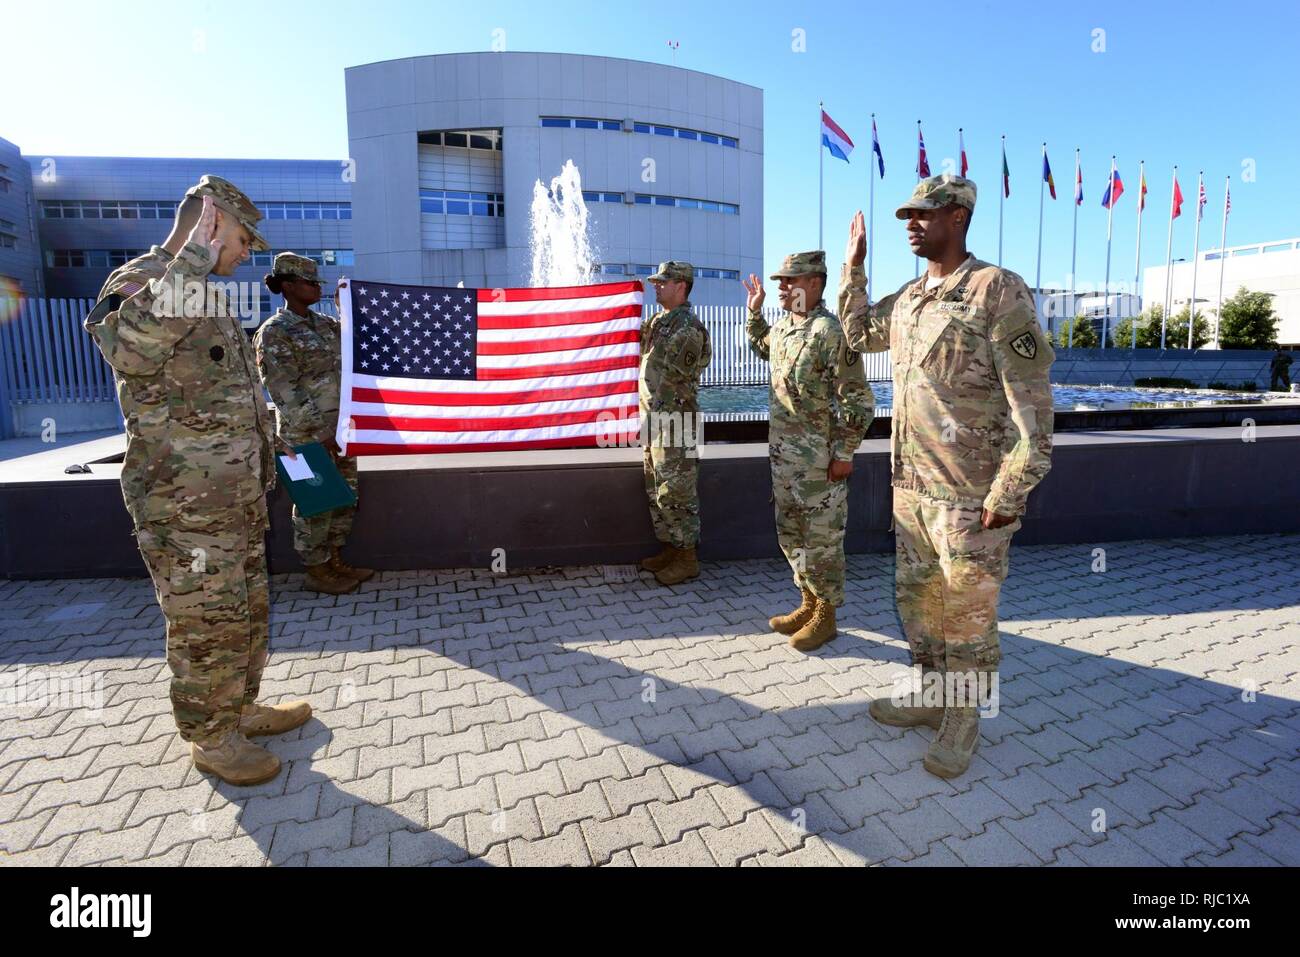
[1052,347,1287,389]
[3,426,1298,579]
[9,400,121,438]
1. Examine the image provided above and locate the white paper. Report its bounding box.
[280,454,315,482]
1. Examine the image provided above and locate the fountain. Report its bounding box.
[529,160,598,287]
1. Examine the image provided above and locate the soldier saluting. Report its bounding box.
[743,251,873,652]
[85,177,311,787]
[837,174,1055,779]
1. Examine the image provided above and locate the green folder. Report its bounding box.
[275,442,357,518]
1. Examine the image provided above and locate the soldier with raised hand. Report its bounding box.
[85,176,311,787]
[837,173,1055,779]
[742,251,873,651]
[638,261,712,586]
[255,254,372,595]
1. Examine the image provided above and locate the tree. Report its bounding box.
[1055,314,1099,348]
[1163,307,1211,349]
[1112,305,1165,349]
[1217,286,1279,350]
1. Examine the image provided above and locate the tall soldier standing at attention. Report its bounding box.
[85,177,311,787]
[742,251,872,652]
[254,253,373,595]
[638,261,712,586]
[837,174,1055,779]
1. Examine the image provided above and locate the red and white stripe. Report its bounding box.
[337,280,643,454]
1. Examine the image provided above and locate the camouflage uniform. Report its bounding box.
[749,251,873,606]
[85,176,275,745]
[1271,351,1293,391]
[253,253,356,566]
[640,261,712,548]
[837,175,1054,674]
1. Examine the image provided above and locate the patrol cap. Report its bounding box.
[647,261,694,283]
[184,175,270,251]
[895,174,977,220]
[271,252,323,284]
[770,250,827,280]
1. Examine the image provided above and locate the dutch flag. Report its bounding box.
[821,110,854,163]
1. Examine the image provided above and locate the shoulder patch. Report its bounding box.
[1010,330,1038,360]
[845,349,860,366]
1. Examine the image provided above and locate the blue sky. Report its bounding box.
[5,0,1297,296]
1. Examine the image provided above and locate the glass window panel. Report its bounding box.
[634,194,651,204]
[541,118,570,128]
[574,119,598,129]
[286,207,302,219]
[471,202,490,215]
[102,207,118,219]
[721,137,738,148]
[601,120,621,131]
[447,190,469,200]
[654,125,675,136]
[321,207,337,219]
[445,132,468,147]
[677,129,698,140]
[339,207,352,220]
[470,134,492,149]
[582,191,598,202]
[140,207,156,218]
[304,207,320,219]
[45,206,61,218]
[700,133,719,144]
[447,201,469,214]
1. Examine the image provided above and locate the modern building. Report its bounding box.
[1144,238,1300,348]
[1035,289,1142,343]
[26,154,352,325]
[0,136,43,298]
[344,52,763,305]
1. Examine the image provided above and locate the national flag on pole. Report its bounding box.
[1001,142,1010,198]
[917,126,930,177]
[336,279,644,454]
[1171,177,1184,219]
[820,110,854,162]
[871,118,884,178]
[1101,166,1124,208]
[1197,177,1207,221]
[1042,149,1056,200]
[1074,156,1083,206]
[1138,167,1148,211]
[1225,183,1232,220]
[959,129,968,177]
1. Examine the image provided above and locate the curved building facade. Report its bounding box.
[344,52,763,305]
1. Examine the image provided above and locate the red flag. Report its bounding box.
[1171,178,1184,219]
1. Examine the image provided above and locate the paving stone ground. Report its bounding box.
[2,533,1297,867]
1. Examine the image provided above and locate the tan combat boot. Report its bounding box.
[330,545,374,583]
[305,561,357,595]
[769,588,817,635]
[191,731,282,786]
[239,700,313,737]
[790,599,837,652]
[640,544,676,573]
[924,707,981,779]
[868,697,944,730]
[655,546,699,586]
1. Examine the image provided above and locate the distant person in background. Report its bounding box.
[255,254,373,595]
[638,261,712,586]
[85,177,310,787]
[1270,348,1293,392]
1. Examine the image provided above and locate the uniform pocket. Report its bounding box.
[920,311,985,382]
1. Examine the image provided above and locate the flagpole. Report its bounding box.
[1102,155,1115,349]
[1070,148,1079,348]
[914,120,922,279]
[998,135,1006,268]
[868,113,876,296]
[1187,171,1203,349]
[819,101,824,250]
[1214,175,1230,347]
[1035,142,1046,325]
[1133,159,1144,348]
[1161,165,1177,350]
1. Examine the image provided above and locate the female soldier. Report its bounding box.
[254,253,373,594]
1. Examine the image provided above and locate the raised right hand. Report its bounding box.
[846,210,867,268]
[187,194,223,263]
[741,274,766,312]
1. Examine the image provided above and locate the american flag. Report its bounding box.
[335,279,643,454]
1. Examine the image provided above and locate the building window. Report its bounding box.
[46,248,145,268]
[250,248,355,268]
[632,193,738,214]
[0,235,16,249]
[257,201,352,220]
[547,117,734,147]
[418,129,503,151]
[0,176,11,193]
[597,263,625,275]
[40,200,177,220]
[539,117,623,132]
[581,191,624,204]
[634,265,740,281]
[419,188,504,217]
